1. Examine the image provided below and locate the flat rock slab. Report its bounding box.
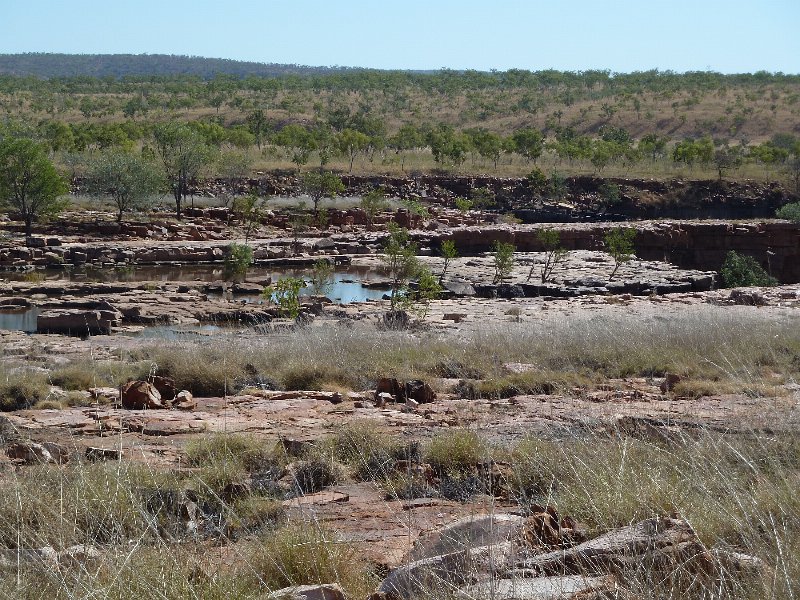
[283,491,350,507]
[459,575,618,599]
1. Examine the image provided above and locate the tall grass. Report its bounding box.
[128,305,800,396]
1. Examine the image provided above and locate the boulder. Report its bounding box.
[120,381,164,410]
[173,390,196,410]
[410,513,526,561]
[85,447,121,461]
[380,542,514,599]
[6,441,58,464]
[376,378,404,402]
[508,517,711,578]
[37,309,118,335]
[149,376,177,400]
[58,545,103,571]
[405,380,436,404]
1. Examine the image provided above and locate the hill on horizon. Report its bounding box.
[0,53,374,79]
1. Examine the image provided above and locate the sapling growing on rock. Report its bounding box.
[360,188,388,229]
[232,192,265,243]
[439,239,458,283]
[492,241,516,283]
[530,228,567,283]
[414,266,443,319]
[223,243,253,281]
[604,227,636,279]
[309,259,334,296]
[262,277,306,319]
[382,223,420,312]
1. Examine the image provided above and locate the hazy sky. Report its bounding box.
[2,0,798,73]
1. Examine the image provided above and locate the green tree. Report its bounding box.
[262,277,306,319]
[512,128,545,164]
[382,223,421,312]
[720,251,777,287]
[439,239,458,283]
[776,202,800,223]
[223,243,253,281]
[469,129,503,169]
[360,188,388,229]
[231,193,265,242]
[414,267,442,319]
[274,124,316,169]
[300,171,345,219]
[604,227,636,279]
[492,241,516,283]
[531,229,568,283]
[153,123,211,218]
[246,109,269,150]
[335,128,370,172]
[309,259,335,296]
[84,150,163,222]
[216,149,253,207]
[713,146,744,180]
[638,133,668,162]
[0,137,69,235]
[388,124,424,172]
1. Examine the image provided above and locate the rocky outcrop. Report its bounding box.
[379,515,764,600]
[36,306,122,335]
[121,381,164,410]
[431,221,800,283]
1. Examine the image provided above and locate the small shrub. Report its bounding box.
[292,457,340,494]
[454,197,473,212]
[383,473,438,501]
[245,524,375,596]
[223,243,253,281]
[721,250,777,287]
[262,276,305,319]
[309,259,334,296]
[425,430,489,477]
[598,181,622,205]
[227,496,284,534]
[604,227,636,279]
[492,240,516,283]
[331,421,402,481]
[280,364,353,391]
[148,347,248,396]
[776,201,800,223]
[49,363,98,390]
[0,371,50,411]
[186,433,273,473]
[472,370,592,399]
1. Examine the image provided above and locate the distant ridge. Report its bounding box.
[0,53,369,79]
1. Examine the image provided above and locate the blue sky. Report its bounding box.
[1,0,798,73]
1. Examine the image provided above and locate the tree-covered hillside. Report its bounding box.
[0,53,359,79]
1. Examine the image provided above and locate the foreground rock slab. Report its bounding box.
[266,583,345,600]
[459,574,619,599]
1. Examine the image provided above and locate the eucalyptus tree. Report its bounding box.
[84,150,163,222]
[153,123,211,217]
[336,128,370,172]
[0,137,69,235]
